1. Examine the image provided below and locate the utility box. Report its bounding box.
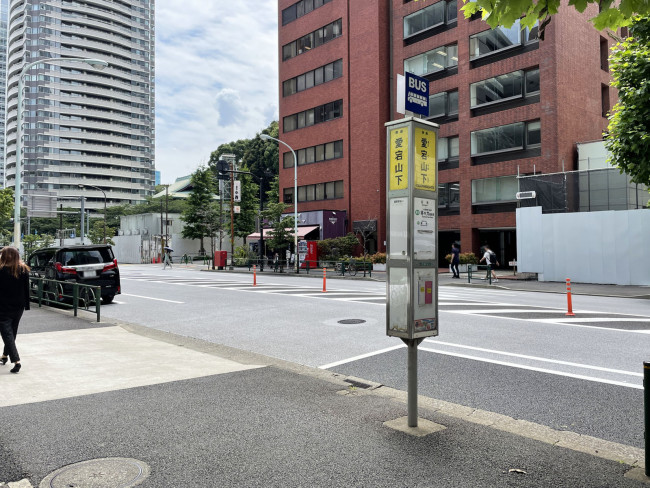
[385,117,439,340]
[214,250,228,269]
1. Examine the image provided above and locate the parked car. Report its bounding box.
[27,245,121,304]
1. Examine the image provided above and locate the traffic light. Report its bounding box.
[216,160,230,180]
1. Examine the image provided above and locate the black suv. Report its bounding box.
[27,245,121,304]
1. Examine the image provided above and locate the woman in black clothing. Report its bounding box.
[0,247,30,374]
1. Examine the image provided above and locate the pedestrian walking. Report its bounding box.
[162,247,173,270]
[450,243,460,278]
[479,245,499,283]
[0,247,31,374]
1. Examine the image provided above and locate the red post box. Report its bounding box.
[214,250,227,269]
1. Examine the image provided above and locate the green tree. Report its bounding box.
[181,167,220,253]
[88,220,116,245]
[605,16,650,186]
[233,163,260,241]
[0,188,13,221]
[261,176,294,253]
[461,0,650,38]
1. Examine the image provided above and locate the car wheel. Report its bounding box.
[102,295,115,304]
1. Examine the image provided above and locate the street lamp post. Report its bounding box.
[260,134,298,273]
[79,184,107,244]
[12,56,109,252]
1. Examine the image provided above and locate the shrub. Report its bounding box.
[370,252,386,264]
[460,252,478,264]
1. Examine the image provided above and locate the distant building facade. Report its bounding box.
[0,0,8,188]
[4,0,156,212]
[276,0,620,262]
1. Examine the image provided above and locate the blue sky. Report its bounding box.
[155,1,279,184]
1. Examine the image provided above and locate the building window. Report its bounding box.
[471,120,541,157]
[403,0,457,38]
[282,19,342,61]
[283,59,343,96]
[469,19,538,60]
[437,136,459,161]
[471,175,518,204]
[283,140,343,168]
[438,182,460,208]
[600,37,609,71]
[428,90,458,118]
[282,0,333,25]
[283,180,343,203]
[404,43,458,77]
[601,84,610,117]
[470,68,539,108]
[283,99,343,133]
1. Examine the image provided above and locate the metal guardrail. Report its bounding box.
[29,277,101,322]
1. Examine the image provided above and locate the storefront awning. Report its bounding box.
[247,225,320,240]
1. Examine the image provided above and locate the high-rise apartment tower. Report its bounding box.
[5,0,155,212]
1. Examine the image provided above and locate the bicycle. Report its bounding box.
[335,261,357,276]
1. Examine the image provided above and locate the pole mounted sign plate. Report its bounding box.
[386,117,439,339]
[404,72,429,117]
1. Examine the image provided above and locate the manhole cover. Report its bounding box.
[39,458,150,488]
[337,319,366,324]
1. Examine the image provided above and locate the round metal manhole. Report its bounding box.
[337,319,366,325]
[39,457,150,488]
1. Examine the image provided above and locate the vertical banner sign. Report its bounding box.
[233,180,241,202]
[389,127,408,190]
[414,128,436,191]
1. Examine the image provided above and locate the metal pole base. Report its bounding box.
[402,338,424,427]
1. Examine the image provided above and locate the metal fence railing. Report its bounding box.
[30,277,101,322]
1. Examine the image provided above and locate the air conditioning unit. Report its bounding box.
[133,229,140,235]
[142,228,148,235]
[516,191,536,200]
[118,230,124,236]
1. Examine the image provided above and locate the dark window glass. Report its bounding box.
[305,71,314,89]
[525,69,540,94]
[314,67,324,85]
[282,5,297,25]
[335,180,344,198]
[333,59,343,78]
[447,0,457,22]
[334,140,343,158]
[527,121,541,146]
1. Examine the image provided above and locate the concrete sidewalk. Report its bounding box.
[1,306,649,487]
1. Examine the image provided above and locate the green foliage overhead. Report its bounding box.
[460,0,650,38]
[605,16,650,186]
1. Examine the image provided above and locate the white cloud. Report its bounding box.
[155,1,279,184]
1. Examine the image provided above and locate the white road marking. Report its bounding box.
[120,293,184,304]
[535,317,650,323]
[319,344,405,369]
[419,346,643,389]
[423,340,643,377]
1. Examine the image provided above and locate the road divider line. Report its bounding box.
[419,346,643,389]
[120,294,184,304]
[319,344,405,369]
[423,339,643,377]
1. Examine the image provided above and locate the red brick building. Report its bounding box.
[276,0,615,263]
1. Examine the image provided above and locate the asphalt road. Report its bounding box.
[101,264,650,448]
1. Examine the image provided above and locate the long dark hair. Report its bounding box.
[0,247,30,278]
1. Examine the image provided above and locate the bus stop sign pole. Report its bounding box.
[385,117,439,428]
